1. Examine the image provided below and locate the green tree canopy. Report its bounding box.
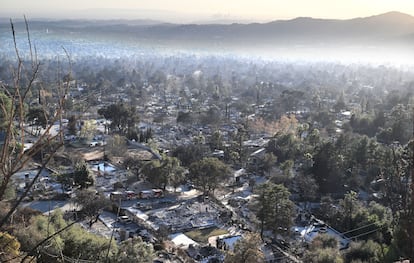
[209,129,224,150]
[224,233,265,263]
[266,133,300,163]
[189,157,230,195]
[252,182,295,237]
[13,210,116,261]
[74,189,110,227]
[27,106,48,130]
[336,193,393,244]
[141,156,185,190]
[312,141,346,194]
[296,173,318,202]
[0,91,12,130]
[303,234,343,263]
[172,143,209,167]
[111,237,154,263]
[343,240,382,263]
[98,103,139,134]
[303,248,343,263]
[73,161,94,189]
[67,115,78,135]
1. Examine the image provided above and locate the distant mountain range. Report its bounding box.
[3,11,414,43]
[2,11,414,59]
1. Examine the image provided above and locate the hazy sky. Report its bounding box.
[2,0,414,22]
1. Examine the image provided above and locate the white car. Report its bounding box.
[89,141,99,147]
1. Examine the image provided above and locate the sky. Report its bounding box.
[2,0,414,22]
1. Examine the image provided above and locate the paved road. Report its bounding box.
[22,200,74,214]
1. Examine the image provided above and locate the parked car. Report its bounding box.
[89,141,99,147]
[118,215,132,224]
[125,190,136,200]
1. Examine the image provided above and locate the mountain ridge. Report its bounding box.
[2,11,414,25]
[2,11,414,50]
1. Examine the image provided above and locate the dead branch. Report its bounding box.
[0,17,70,217]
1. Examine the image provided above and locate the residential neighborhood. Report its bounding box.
[1,4,414,263]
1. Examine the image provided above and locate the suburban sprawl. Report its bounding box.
[1,13,414,263]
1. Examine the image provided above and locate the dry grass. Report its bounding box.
[184,227,228,243]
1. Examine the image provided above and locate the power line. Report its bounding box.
[340,221,380,236]
[346,225,387,240]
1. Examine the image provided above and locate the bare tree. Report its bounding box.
[0,17,70,228]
